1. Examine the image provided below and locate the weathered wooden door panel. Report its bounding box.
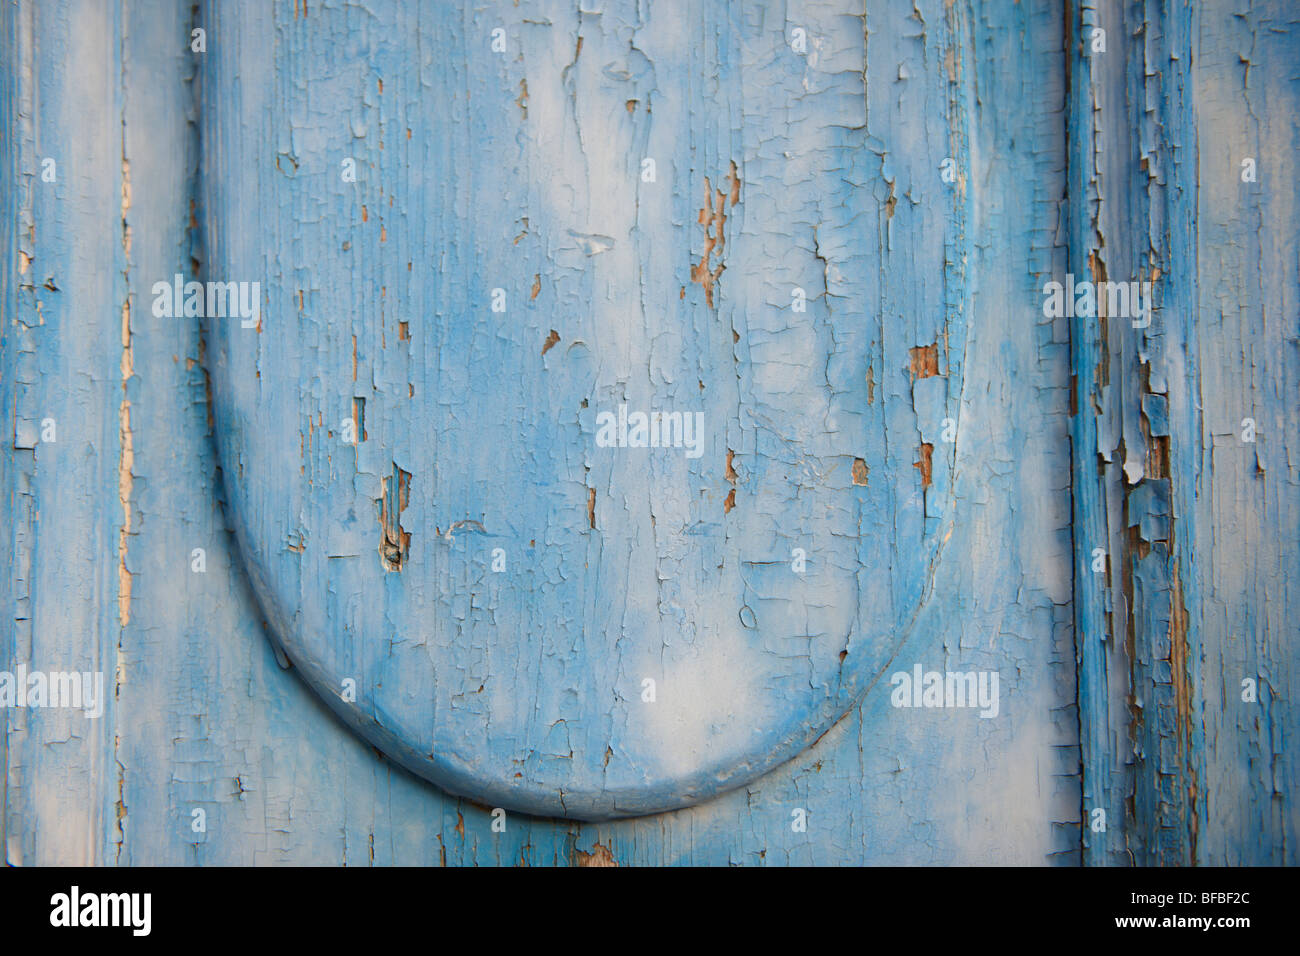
[199,1,970,819]
[1,0,1294,864]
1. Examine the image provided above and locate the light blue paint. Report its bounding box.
[1070,0,1300,865]
[0,0,1294,864]
[199,0,967,818]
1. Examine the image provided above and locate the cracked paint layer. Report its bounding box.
[199,0,968,820]
[2,0,1291,866]
[1069,0,1299,865]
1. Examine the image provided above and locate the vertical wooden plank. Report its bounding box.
[1071,0,1299,865]
[1068,0,1138,869]
[1,0,127,865]
[1187,0,1299,864]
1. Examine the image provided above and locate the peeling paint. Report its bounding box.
[2,0,1292,865]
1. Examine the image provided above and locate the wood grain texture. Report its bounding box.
[198,0,975,818]
[2,0,129,865]
[0,0,1292,864]
[1070,0,1300,865]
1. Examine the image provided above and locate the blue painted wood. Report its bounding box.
[1,0,1293,864]
[1069,0,1300,865]
[198,0,969,819]
[2,0,129,864]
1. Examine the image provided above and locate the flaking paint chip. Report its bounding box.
[909,343,940,379]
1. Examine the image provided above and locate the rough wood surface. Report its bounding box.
[199,0,978,819]
[1,0,1293,864]
[1070,0,1299,866]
